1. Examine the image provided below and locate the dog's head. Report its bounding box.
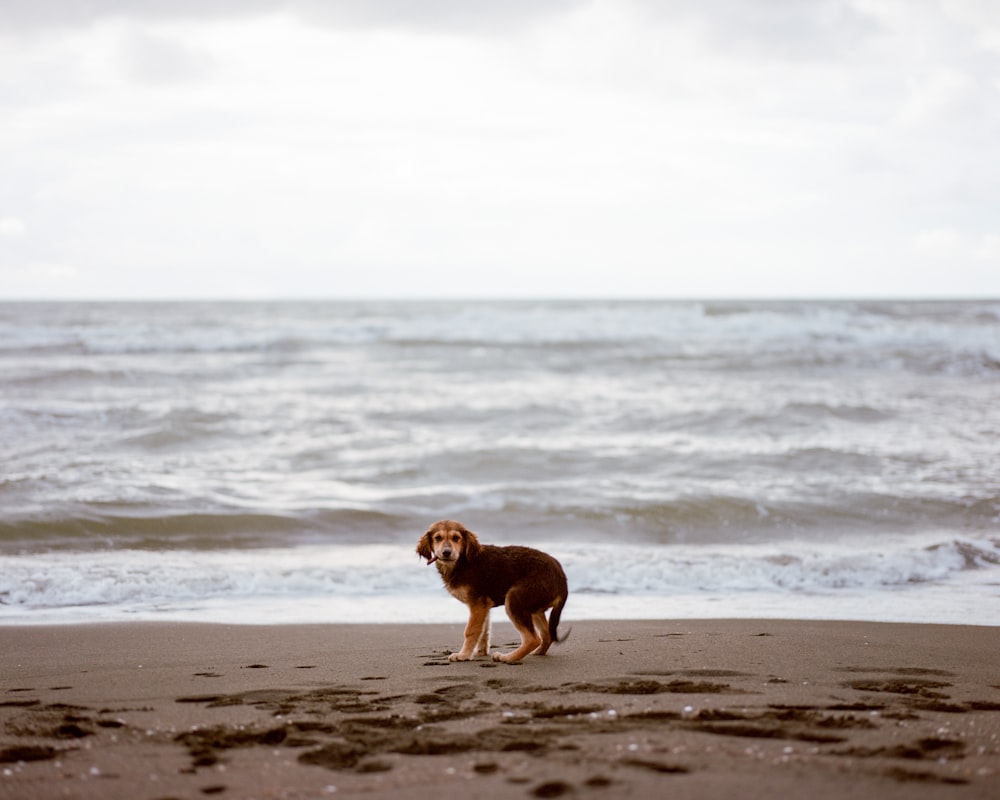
[416,519,481,566]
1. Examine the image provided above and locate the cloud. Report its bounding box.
[293,0,586,34]
[1,1,998,299]
[0,0,585,35]
[898,67,982,127]
[631,0,883,60]
[973,234,1000,262]
[0,1,277,32]
[941,0,1000,52]
[912,228,1000,266]
[118,28,216,85]
[0,217,27,237]
[912,227,963,258]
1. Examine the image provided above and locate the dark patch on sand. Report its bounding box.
[695,722,845,744]
[529,704,606,719]
[176,724,290,769]
[625,710,682,722]
[298,741,369,770]
[356,757,393,773]
[0,745,59,763]
[967,700,1000,711]
[184,686,386,717]
[680,707,875,744]
[903,698,1000,713]
[885,767,969,785]
[566,679,737,695]
[532,780,574,797]
[621,758,690,774]
[836,667,955,677]
[620,704,877,746]
[177,695,227,704]
[835,737,966,761]
[633,669,752,678]
[3,706,98,740]
[844,678,952,698]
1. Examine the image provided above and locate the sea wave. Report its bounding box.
[2,489,997,552]
[0,510,408,550]
[2,300,998,370]
[2,299,999,626]
[1,537,996,622]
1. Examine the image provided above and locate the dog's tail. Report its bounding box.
[548,593,570,645]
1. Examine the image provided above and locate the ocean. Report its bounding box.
[1,300,998,626]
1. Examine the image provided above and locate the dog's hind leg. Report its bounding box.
[474,609,492,656]
[530,609,552,655]
[493,593,542,664]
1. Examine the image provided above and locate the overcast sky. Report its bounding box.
[2,0,999,299]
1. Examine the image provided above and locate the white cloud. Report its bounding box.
[973,234,1000,262]
[632,0,884,60]
[118,27,216,85]
[0,0,585,35]
[1,1,999,298]
[912,227,963,258]
[941,0,1000,52]
[0,217,26,237]
[912,228,1000,272]
[898,68,980,127]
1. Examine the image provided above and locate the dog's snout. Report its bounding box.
[441,547,453,558]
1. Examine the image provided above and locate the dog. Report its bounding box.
[416,520,568,663]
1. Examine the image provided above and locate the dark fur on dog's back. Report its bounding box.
[417,520,568,663]
[446,544,568,642]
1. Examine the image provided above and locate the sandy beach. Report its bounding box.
[2,619,998,799]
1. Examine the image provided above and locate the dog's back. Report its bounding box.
[451,544,568,641]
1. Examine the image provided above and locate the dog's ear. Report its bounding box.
[416,530,433,561]
[462,528,482,561]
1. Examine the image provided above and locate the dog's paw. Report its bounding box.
[448,652,472,662]
[492,653,520,664]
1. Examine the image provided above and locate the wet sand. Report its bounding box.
[2,619,999,798]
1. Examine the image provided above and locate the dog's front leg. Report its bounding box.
[449,603,490,661]
[474,609,491,656]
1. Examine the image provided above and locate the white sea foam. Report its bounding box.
[1,536,996,626]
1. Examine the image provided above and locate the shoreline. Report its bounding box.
[3,619,999,798]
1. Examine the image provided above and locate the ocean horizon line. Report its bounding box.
[4,295,1000,304]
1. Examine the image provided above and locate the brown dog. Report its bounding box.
[417,520,568,663]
